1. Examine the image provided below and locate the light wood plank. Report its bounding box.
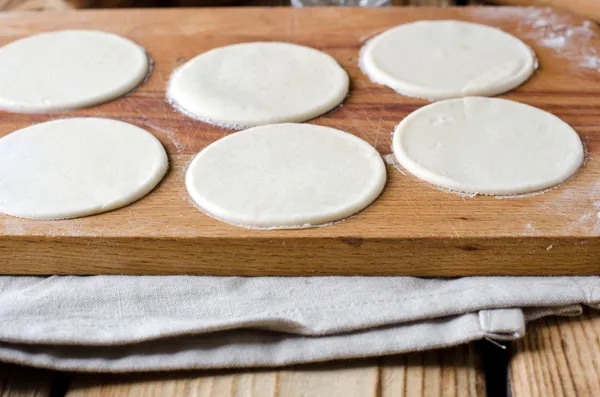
[0,364,54,397]
[510,310,600,397]
[65,361,379,397]
[66,346,484,397]
[381,345,485,397]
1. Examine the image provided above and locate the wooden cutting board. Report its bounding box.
[1,6,600,276]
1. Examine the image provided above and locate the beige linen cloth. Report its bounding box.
[0,276,598,372]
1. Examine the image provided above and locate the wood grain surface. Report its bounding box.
[487,0,600,23]
[509,309,600,397]
[64,346,485,397]
[1,7,600,276]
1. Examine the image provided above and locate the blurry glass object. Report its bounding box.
[291,0,390,7]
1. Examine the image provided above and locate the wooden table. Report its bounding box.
[0,345,488,397]
[0,311,597,397]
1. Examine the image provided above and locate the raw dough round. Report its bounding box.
[186,123,386,228]
[360,20,537,100]
[0,30,149,113]
[0,118,168,220]
[168,42,349,128]
[392,97,584,195]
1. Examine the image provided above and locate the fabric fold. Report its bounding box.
[0,276,597,372]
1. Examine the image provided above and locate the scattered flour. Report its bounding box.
[384,154,406,175]
[541,36,567,48]
[522,222,541,236]
[537,179,600,235]
[468,7,600,235]
[131,118,185,154]
[469,7,600,72]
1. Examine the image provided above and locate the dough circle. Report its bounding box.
[0,30,149,113]
[392,97,584,195]
[186,123,386,229]
[361,20,537,100]
[168,42,349,128]
[0,118,168,220]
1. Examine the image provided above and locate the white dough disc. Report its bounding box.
[186,123,386,228]
[0,118,168,220]
[392,97,584,195]
[0,30,149,113]
[360,20,537,100]
[168,42,349,128]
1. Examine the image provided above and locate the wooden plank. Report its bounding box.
[65,362,379,397]
[1,7,600,276]
[509,310,600,397]
[0,364,54,397]
[380,345,486,397]
[65,345,485,397]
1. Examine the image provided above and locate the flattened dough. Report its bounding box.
[168,42,349,128]
[0,30,149,113]
[392,97,584,195]
[186,123,386,228]
[0,118,168,220]
[361,20,537,100]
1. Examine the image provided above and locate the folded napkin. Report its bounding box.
[0,276,598,372]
